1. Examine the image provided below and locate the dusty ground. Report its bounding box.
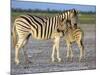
[11,24,96,75]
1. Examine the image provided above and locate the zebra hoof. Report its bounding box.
[66,57,73,62]
[15,59,19,65]
[66,55,70,59]
[79,57,82,62]
[57,58,61,62]
[51,58,55,62]
[25,60,32,64]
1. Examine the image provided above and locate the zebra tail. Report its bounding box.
[12,23,17,48]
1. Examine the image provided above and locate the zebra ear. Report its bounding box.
[71,8,75,12]
[72,9,78,13]
[76,10,79,14]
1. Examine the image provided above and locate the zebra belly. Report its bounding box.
[30,30,50,40]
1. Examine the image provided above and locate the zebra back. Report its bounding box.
[13,9,78,40]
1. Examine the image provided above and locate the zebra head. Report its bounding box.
[64,9,79,28]
[57,9,78,33]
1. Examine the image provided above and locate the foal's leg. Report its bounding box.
[65,39,73,61]
[67,42,70,58]
[65,39,71,58]
[77,40,84,61]
[67,43,73,61]
[70,45,73,61]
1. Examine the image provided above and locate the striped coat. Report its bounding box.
[64,25,84,61]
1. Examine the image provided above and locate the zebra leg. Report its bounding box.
[66,40,73,61]
[67,44,72,61]
[65,39,71,59]
[56,45,61,62]
[15,33,30,65]
[55,37,61,62]
[22,40,31,64]
[51,42,56,62]
[70,45,73,61]
[23,49,31,64]
[22,34,31,64]
[15,38,25,65]
[77,40,84,61]
[81,40,85,60]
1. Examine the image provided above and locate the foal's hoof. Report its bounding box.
[67,58,73,62]
[79,57,85,62]
[79,56,82,61]
[66,57,73,62]
[25,60,32,64]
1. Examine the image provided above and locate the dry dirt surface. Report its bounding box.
[11,24,96,75]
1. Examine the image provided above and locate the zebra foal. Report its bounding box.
[64,23,85,61]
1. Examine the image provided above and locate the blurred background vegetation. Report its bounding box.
[11,8,96,24]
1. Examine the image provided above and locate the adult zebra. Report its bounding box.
[12,9,78,64]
